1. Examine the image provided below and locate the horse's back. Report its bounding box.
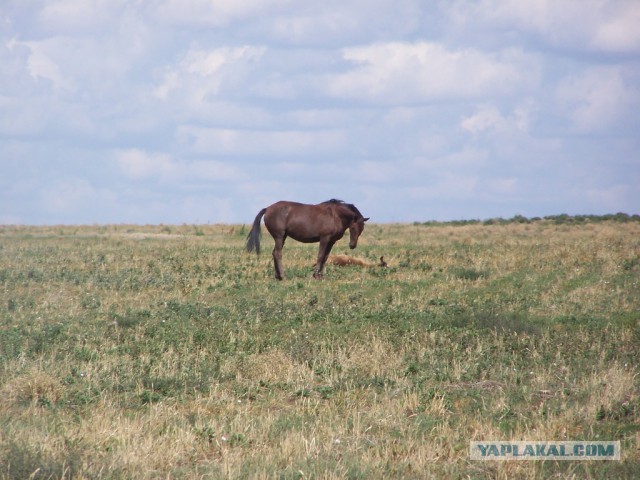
[265,200,307,218]
[264,201,303,235]
[264,200,334,242]
[264,201,302,226]
[268,200,303,209]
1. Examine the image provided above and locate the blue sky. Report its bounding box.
[1,0,639,224]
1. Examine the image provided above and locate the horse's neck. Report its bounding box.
[333,206,355,229]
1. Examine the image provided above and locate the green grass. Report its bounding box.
[0,221,639,478]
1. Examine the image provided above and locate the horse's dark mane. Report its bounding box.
[321,199,363,219]
[322,198,346,206]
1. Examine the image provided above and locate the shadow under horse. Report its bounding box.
[246,199,369,280]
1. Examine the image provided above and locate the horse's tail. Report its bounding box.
[246,208,267,254]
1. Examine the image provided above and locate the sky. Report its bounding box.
[1,0,639,224]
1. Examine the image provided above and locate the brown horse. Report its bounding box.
[246,199,369,280]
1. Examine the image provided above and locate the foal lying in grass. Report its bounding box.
[328,255,388,267]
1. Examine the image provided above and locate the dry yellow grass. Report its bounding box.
[0,220,638,478]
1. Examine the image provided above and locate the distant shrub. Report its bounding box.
[416,213,639,226]
[545,214,572,225]
[510,214,530,224]
[481,217,509,226]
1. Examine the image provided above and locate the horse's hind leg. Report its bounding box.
[272,236,286,280]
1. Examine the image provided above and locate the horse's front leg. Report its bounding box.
[313,238,335,279]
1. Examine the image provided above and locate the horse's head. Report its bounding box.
[348,216,369,249]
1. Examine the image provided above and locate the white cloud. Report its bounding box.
[461,101,535,135]
[1,0,638,223]
[408,173,522,207]
[284,108,360,128]
[153,45,266,102]
[116,149,175,180]
[188,196,236,223]
[449,0,640,54]
[188,160,242,182]
[353,161,398,183]
[0,96,42,136]
[326,42,536,103]
[556,66,636,133]
[265,0,422,45]
[37,0,129,34]
[17,39,70,91]
[153,0,292,27]
[11,30,151,99]
[484,177,519,196]
[115,149,242,183]
[412,148,489,170]
[408,175,479,200]
[592,3,640,53]
[176,126,347,155]
[461,106,506,134]
[41,179,117,215]
[586,185,632,211]
[276,162,307,175]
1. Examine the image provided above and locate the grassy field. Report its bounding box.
[1,221,639,479]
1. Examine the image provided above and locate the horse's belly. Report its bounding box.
[287,231,320,243]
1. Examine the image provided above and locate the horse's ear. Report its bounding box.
[363,217,370,222]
